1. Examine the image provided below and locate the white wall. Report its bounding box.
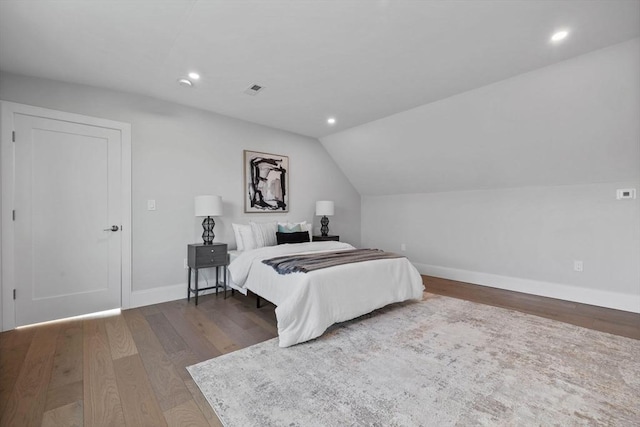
[0,72,361,304]
[322,39,640,312]
[363,183,639,312]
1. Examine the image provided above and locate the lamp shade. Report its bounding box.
[195,195,223,217]
[315,200,334,216]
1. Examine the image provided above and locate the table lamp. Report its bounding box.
[315,200,334,237]
[195,195,223,244]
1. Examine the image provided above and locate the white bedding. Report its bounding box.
[228,241,424,347]
[226,251,246,295]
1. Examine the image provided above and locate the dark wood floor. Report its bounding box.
[1,277,638,426]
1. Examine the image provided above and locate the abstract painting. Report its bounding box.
[244,150,289,212]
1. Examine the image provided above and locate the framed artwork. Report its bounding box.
[244,150,289,213]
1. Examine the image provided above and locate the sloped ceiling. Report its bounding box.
[0,0,638,138]
[320,39,640,195]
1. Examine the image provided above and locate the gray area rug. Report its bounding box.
[188,295,640,426]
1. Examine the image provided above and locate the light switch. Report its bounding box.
[147,199,156,211]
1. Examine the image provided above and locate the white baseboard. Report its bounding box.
[129,282,222,309]
[413,263,640,314]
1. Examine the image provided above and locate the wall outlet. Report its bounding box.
[400,243,406,251]
[616,188,636,200]
[573,260,583,272]
[184,258,188,269]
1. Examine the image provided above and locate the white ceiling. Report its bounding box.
[0,0,638,138]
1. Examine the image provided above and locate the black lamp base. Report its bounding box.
[202,216,215,244]
[320,215,329,237]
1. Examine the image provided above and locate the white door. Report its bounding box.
[13,113,123,326]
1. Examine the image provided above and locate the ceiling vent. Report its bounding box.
[244,84,264,96]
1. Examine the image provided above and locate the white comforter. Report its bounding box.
[228,241,424,347]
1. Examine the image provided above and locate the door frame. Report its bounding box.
[1,101,132,331]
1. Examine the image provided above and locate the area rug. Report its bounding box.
[187,295,640,426]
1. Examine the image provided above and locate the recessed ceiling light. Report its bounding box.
[551,30,569,43]
[177,78,193,87]
[327,117,336,125]
[188,72,200,80]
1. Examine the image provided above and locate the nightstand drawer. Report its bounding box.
[312,235,339,242]
[188,243,228,268]
[196,250,226,265]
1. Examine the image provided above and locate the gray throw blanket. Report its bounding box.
[262,249,404,274]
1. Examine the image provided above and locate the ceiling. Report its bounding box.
[0,0,638,138]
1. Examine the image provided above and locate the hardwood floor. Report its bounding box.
[423,275,640,340]
[0,292,277,427]
[1,278,638,426]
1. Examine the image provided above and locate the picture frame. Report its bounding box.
[244,150,289,213]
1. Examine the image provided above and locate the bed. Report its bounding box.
[228,241,424,347]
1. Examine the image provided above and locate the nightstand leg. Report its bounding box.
[215,267,219,298]
[195,268,199,306]
[223,267,227,300]
[187,267,191,301]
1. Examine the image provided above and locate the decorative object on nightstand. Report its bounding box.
[195,195,223,244]
[315,200,334,237]
[187,243,229,305]
[312,235,339,242]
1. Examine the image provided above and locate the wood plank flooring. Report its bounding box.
[1,278,638,426]
[423,275,640,340]
[0,292,277,427]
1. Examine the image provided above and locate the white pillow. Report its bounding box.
[250,221,278,248]
[232,223,252,251]
[301,223,312,239]
[239,225,257,251]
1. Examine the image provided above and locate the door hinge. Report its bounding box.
[12,210,15,221]
[12,131,15,142]
[13,289,16,300]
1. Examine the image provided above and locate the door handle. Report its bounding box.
[104,225,119,232]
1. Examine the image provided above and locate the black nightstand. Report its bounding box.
[187,243,228,305]
[312,235,339,242]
